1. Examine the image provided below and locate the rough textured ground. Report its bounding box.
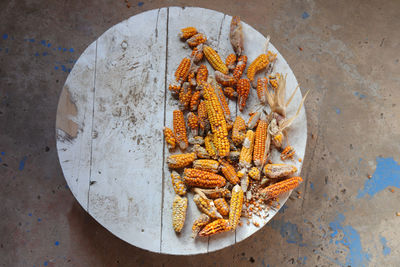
[1,0,399,266]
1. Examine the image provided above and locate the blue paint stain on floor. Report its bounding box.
[302,12,310,19]
[38,218,42,222]
[354,92,366,99]
[380,236,391,256]
[28,213,32,216]
[55,241,60,246]
[138,1,144,6]
[43,261,48,266]
[335,108,341,114]
[69,48,74,52]
[269,218,306,246]
[3,34,8,40]
[19,156,27,171]
[1,152,5,156]
[0,157,2,163]
[329,213,370,266]
[357,157,400,198]
[310,182,314,190]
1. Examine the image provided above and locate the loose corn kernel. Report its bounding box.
[191,44,204,64]
[193,159,220,173]
[198,219,231,237]
[183,168,226,188]
[178,82,192,111]
[172,195,188,233]
[225,53,237,71]
[263,164,298,179]
[248,167,261,180]
[175,57,191,83]
[171,171,187,196]
[253,119,269,167]
[196,64,208,85]
[232,116,246,146]
[229,184,244,230]
[256,77,268,104]
[197,101,210,136]
[215,71,237,87]
[247,111,261,129]
[219,159,240,185]
[193,194,223,219]
[239,130,255,168]
[237,78,250,112]
[191,144,210,159]
[167,152,196,169]
[163,127,176,150]
[190,90,201,111]
[232,55,247,80]
[187,112,199,136]
[203,45,229,74]
[204,133,218,159]
[214,198,230,216]
[179,27,198,39]
[187,33,207,48]
[223,87,238,99]
[191,214,210,238]
[173,110,189,151]
[230,16,244,56]
[281,146,295,160]
[260,177,303,199]
[247,51,276,82]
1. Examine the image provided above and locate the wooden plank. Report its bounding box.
[87,8,168,253]
[56,41,96,210]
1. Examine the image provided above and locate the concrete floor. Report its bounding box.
[1,0,399,266]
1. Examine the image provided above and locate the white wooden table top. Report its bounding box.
[55,7,307,255]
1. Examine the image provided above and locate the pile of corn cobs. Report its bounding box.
[164,17,309,238]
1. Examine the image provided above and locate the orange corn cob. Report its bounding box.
[172,195,188,233]
[230,16,244,56]
[195,188,231,199]
[193,194,223,219]
[193,159,220,173]
[196,65,208,84]
[191,214,210,238]
[247,111,261,129]
[191,44,204,64]
[219,159,240,185]
[239,130,255,168]
[281,146,295,160]
[188,136,204,146]
[223,87,237,99]
[168,83,181,97]
[198,219,231,237]
[215,71,237,87]
[178,82,192,111]
[204,134,217,158]
[269,73,280,90]
[163,127,176,150]
[173,110,189,150]
[248,167,261,180]
[263,164,297,179]
[187,33,207,48]
[260,176,303,199]
[232,116,246,146]
[190,91,201,111]
[214,198,230,216]
[237,78,250,112]
[229,184,244,230]
[175,57,191,83]
[171,171,187,196]
[203,45,229,74]
[215,84,231,124]
[225,53,237,71]
[191,144,210,159]
[232,55,247,80]
[253,119,269,167]
[187,70,197,87]
[247,51,276,82]
[256,77,268,104]
[197,101,209,136]
[187,112,199,136]
[167,152,196,169]
[183,168,226,188]
[179,27,198,39]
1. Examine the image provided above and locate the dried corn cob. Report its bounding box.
[214,84,232,124]
[225,53,237,70]
[237,78,250,112]
[247,50,275,83]
[219,159,240,185]
[232,55,247,80]
[239,130,255,168]
[281,146,295,160]
[203,45,229,74]
[187,112,199,136]
[191,144,210,159]
[191,214,210,238]
[253,119,269,167]
[167,152,196,169]
[179,27,198,39]
[230,16,244,56]
[191,44,204,64]
[263,164,297,179]
[198,219,231,237]
[247,111,261,129]
[171,171,187,196]
[193,159,220,173]
[190,91,201,111]
[256,77,268,104]
[175,57,191,83]
[237,168,247,179]
[173,110,189,150]
[232,116,246,146]
[269,73,280,90]
[188,136,204,145]
[248,167,261,180]
[187,33,207,48]
[194,188,231,199]
[215,71,237,87]
[168,83,181,97]
[240,172,250,192]
[196,65,208,85]
[193,194,223,219]
[187,70,197,87]
[204,133,218,158]
[223,87,237,99]
[183,168,226,188]
[179,82,192,111]
[229,184,244,230]
[260,176,303,199]
[163,127,176,150]
[172,195,188,233]
[214,198,230,216]
[197,101,210,136]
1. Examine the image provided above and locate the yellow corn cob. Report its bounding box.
[237,168,247,179]
[247,53,270,82]
[191,44,204,64]
[229,184,244,230]
[215,71,237,87]
[223,87,237,99]
[163,127,176,150]
[194,188,232,199]
[232,55,247,80]
[215,84,231,124]
[187,33,207,48]
[198,219,231,237]
[191,144,210,159]
[193,194,223,219]
[172,195,188,233]
[197,101,209,136]
[248,167,261,180]
[260,176,303,199]
[281,146,295,160]
[188,136,204,145]
[179,27,198,39]
[263,164,297,179]
[203,45,229,74]
[178,82,192,111]
[230,16,244,56]
[167,152,196,169]
[190,91,201,111]
[269,73,280,90]
[232,116,246,146]
[175,57,191,83]
[171,171,187,196]
[237,78,250,112]
[193,159,220,173]
[168,83,181,97]
[173,110,188,151]
[204,133,217,158]
[196,64,208,84]
[187,112,199,136]
[253,119,269,167]
[214,198,230,216]
[183,168,226,188]
[239,130,255,168]
[247,111,261,129]
[225,53,237,71]
[256,77,268,104]
[191,214,210,238]
[219,159,240,185]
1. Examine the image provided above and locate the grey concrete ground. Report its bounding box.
[1,0,399,266]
